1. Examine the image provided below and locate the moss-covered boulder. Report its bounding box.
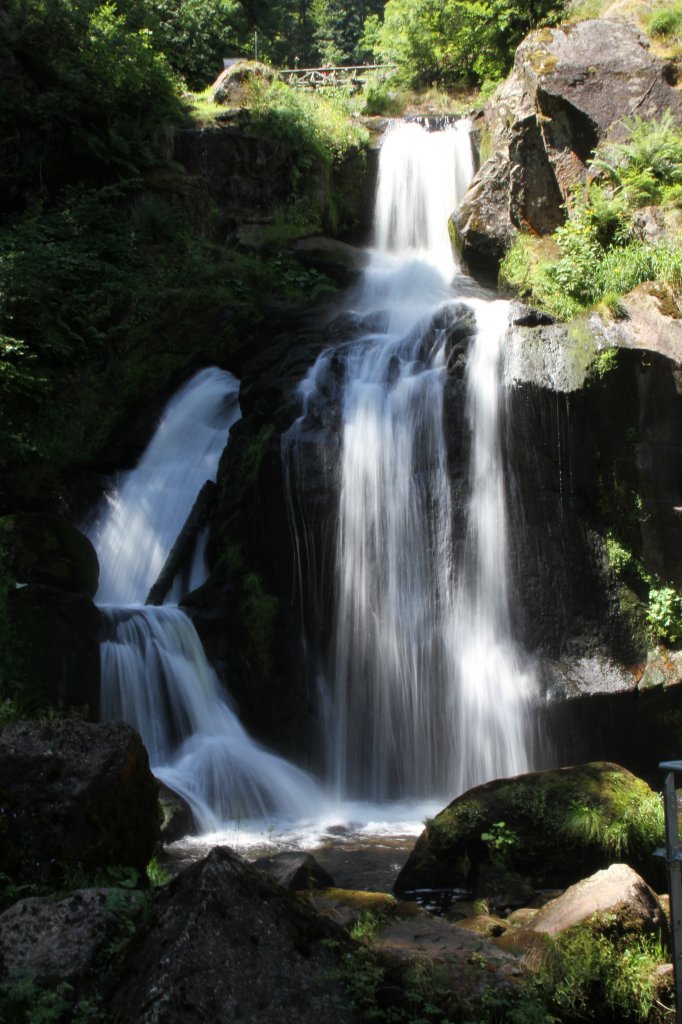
[394,763,664,894]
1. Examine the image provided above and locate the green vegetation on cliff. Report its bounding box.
[500,112,682,320]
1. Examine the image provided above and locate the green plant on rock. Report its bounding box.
[240,572,279,676]
[480,821,518,866]
[536,923,668,1022]
[500,116,682,320]
[647,585,682,644]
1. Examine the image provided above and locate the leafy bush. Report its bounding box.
[647,586,682,644]
[248,81,368,170]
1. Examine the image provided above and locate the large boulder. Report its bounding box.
[0,888,144,989]
[0,513,98,596]
[394,763,663,894]
[453,20,682,276]
[210,60,276,105]
[109,845,357,1024]
[530,863,668,940]
[0,720,160,885]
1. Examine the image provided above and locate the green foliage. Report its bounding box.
[362,79,408,116]
[537,925,667,1022]
[648,0,682,45]
[594,110,682,208]
[364,0,566,87]
[240,572,279,675]
[565,791,664,861]
[0,0,183,205]
[647,586,682,644]
[146,856,172,888]
[248,80,368,170]
[1,975,74,1024]
[501,115,682,319]
[312,0,386,65]
[480,821,518,865]
[147,0,247,90]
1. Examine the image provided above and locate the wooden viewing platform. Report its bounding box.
[278,64,394,89]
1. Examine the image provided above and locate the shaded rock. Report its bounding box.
[253,850,335,890]
[0,513,98,596]
[450,159,516,281]
[473,865,536,915]
[7,585,101,716]
[530,863,668,939]
[159,784,194,844]
[110,846,357,1024]
[0,720,160,885]
[292,236,368,285]
[394,762,663,894]
[0,888,144,988]
[455,19,682,276]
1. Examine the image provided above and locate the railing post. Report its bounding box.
[659,760,682,1024]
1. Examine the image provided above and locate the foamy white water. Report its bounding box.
[285,120,536,802]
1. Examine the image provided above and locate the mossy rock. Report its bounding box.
[394,762,664,894]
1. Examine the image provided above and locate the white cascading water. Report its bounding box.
[87,367,323,831]
[286,121,537,802]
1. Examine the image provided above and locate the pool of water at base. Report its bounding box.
[159,799,470,908]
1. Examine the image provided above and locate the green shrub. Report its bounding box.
[538,925,667,1022]
[647,1,682,45]
[647,586,682,644]
[248,80,368,170]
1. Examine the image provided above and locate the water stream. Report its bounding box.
[87,368,324,831]
[285,119,537,805]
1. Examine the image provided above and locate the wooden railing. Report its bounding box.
[278,64,394,89]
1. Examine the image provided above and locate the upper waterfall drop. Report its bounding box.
[285,119,537,803]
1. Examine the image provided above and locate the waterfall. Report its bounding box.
[87,367,323,831]
[285,121,537,802]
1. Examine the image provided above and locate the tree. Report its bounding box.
[147,0,248,90]
[365,0,564,87]
[312,0,386,66]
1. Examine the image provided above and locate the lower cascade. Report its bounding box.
[285,120,538,803]
[87,368,324,830]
